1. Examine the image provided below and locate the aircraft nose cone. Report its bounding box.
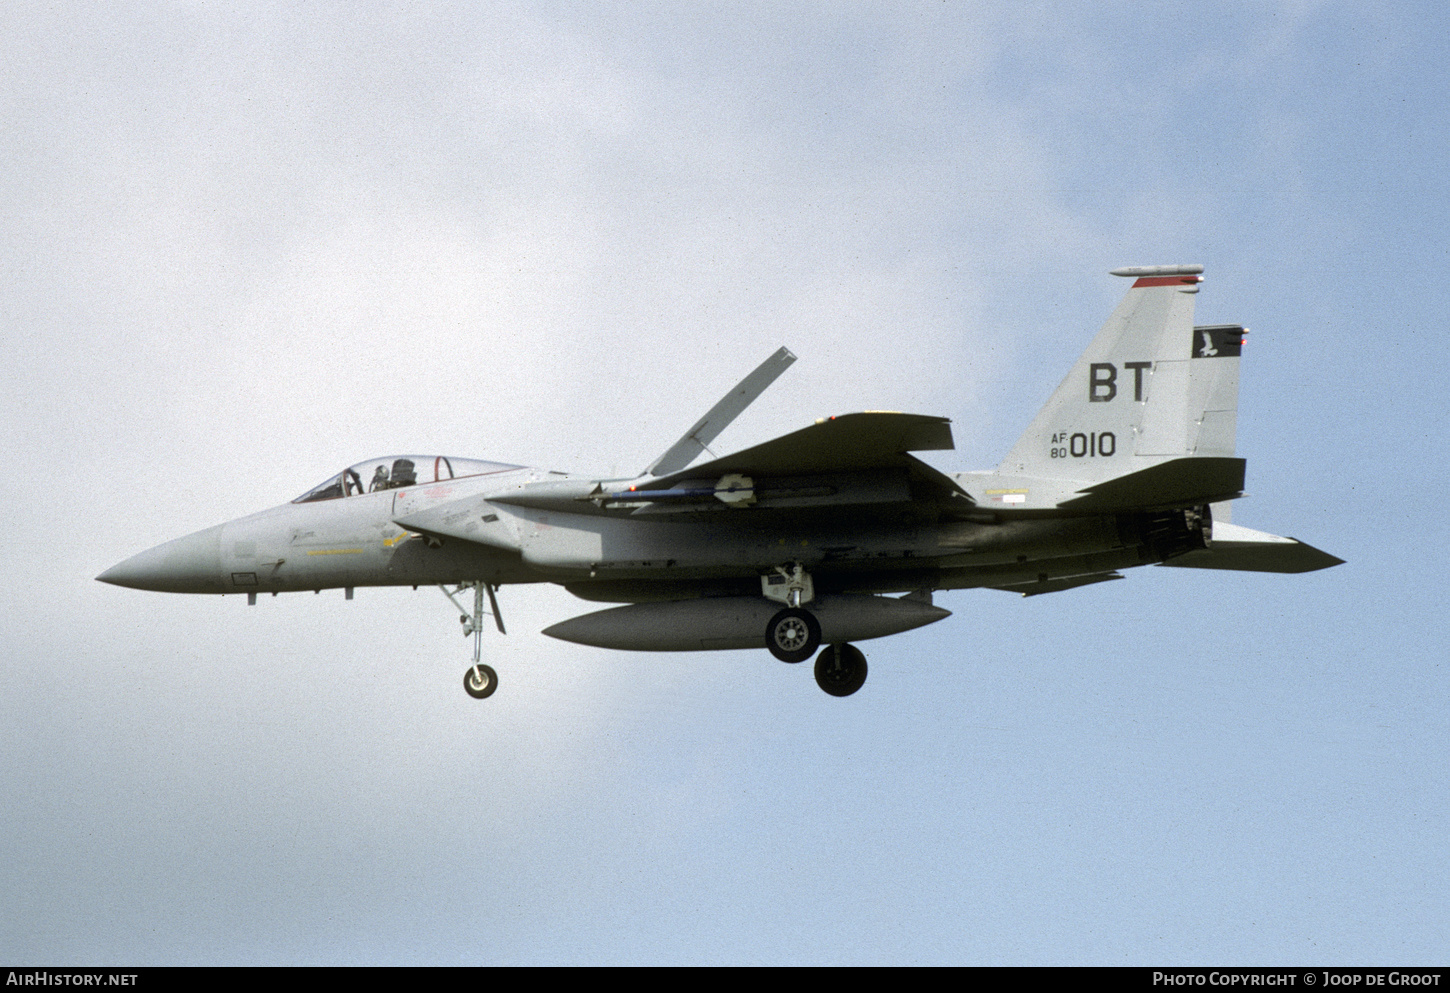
[97,525,226,593]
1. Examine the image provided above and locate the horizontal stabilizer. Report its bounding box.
[990,572,1124,597]
[1160,521,1344,574]
[1057,457,1245,511]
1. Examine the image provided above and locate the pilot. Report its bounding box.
[370,465,390,492]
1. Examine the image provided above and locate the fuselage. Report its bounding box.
[97,452,1197,602]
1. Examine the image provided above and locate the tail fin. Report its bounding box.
[999,265,1243,483]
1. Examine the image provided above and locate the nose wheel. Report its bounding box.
[464,663,498,699]
[814,643,867,697]
[440,581,506,700]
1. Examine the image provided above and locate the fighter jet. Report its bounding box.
[98,265,1342,699]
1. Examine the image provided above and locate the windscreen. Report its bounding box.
[293,455,521,503]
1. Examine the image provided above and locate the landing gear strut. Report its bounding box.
[814,643,868,697]
[763,562,821,663]
[440,581,505,699]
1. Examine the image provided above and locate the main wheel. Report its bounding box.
[814,643,867,697]
[765,608,821,663]
[464,663,498,699]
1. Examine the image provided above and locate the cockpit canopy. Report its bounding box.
[293,455,522,503]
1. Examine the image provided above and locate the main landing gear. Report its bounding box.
[765,608,868,696]
[762,564,868,697]
[440,581,505,700]
[766,607,820,663]
[814,643,867,697]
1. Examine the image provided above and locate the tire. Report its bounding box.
[814,643,867,697]
[765,608,821,663]
[464,663,498,699]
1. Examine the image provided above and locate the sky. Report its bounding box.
[2,0,1446,965]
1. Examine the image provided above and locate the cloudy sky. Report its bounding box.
[3,0,1446,964]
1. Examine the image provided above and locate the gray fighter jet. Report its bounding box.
[99,265,1342,698]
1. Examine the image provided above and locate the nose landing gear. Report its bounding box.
[464,663,498,699]
[440,581,505,699]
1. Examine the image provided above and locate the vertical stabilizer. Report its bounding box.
[998,265,1242,484]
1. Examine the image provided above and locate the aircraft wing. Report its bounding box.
[642,411,965,500]
[395,411,965,546]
